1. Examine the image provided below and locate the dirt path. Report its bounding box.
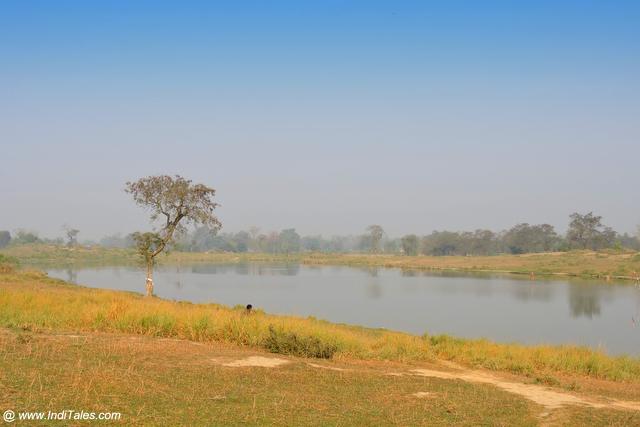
[215,353,640,414]
[410,367,640,412]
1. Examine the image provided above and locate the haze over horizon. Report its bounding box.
[2,1,639,240]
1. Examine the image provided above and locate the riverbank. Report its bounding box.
[3,243,640,281]
[1,265,639,383]
[2,267,640,425]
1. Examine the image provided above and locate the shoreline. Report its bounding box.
[3,244,640,282]
[1,264,639,383]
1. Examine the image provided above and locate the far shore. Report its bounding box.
[2,243,640,282]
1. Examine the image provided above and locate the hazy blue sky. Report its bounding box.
[1,1,639,240]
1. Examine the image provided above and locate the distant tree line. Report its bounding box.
[403,213,639,256]
[0,226,84,249]
[0,229,65,248]
[163,212,639,255]
[3,212,640,255]
[103,212,639,255]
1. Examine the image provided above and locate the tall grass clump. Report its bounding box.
[264,325,339,358]
[426,334,640,382]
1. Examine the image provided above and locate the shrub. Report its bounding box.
[0,254,18,273]
[264,325,338,359]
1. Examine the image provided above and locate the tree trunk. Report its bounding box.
[145,259,154,297]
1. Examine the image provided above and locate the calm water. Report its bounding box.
[47,263,640,356]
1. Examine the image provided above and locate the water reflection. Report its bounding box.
[362,267,379,277]
[65,268,77,284]
[510,282,554,303]
[190,263,300,276]
[365,278,382,299]
[401,269,418,277]
[628,285,640,328]
[569,285,601,318]
[567,283,616,319]
[234,263,250,275]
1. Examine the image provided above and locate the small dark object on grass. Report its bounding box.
[246,304,253,314]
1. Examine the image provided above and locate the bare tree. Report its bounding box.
[63,226,80,247]
[366,225,384,253]
[126,175,221,296]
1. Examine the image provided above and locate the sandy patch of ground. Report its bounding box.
[306,362,347,371]
[222,356,290,368]
[411,392,436,398]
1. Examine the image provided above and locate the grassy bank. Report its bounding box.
[8,329,640,426]
[3,243,640,281]
[0,329,553,426]
[0,244,136,267]
[1,266,639,385]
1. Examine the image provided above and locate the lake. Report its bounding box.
[47,263,640,356]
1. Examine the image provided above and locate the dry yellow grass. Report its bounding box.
[2,328,640,426]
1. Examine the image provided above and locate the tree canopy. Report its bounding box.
[567,212,615,250]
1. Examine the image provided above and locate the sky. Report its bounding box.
[1,1,639,240]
